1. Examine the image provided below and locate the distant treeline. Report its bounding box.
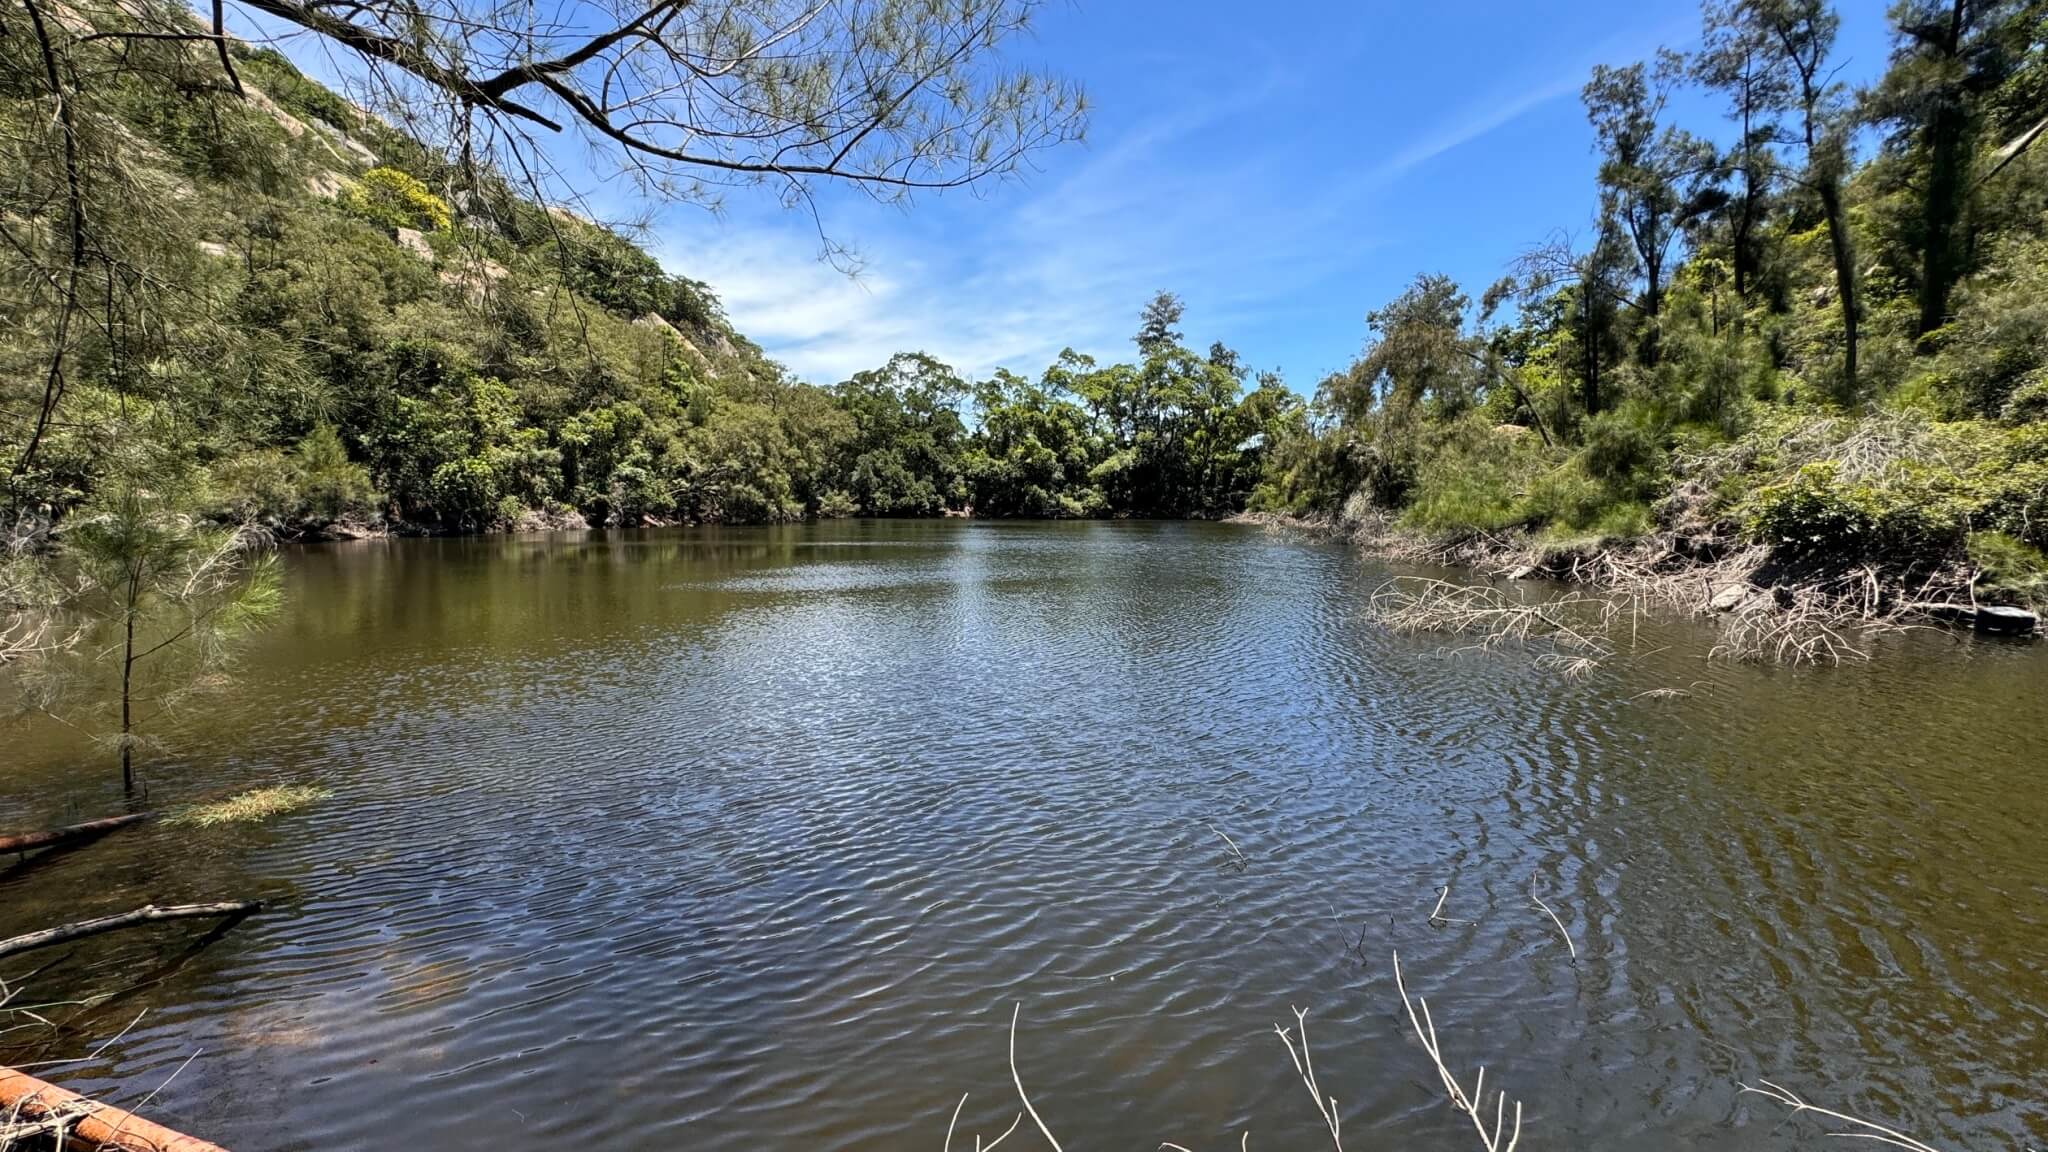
[3,0,2047,605]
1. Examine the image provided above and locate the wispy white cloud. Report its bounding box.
[1375,74,1586,182]
[651,76,1330,383]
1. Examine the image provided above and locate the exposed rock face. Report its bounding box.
[307,171,348,199]
[242,84,307,139]
[438,257,510,297]
[394,227,433,260]
[196,240,230,259]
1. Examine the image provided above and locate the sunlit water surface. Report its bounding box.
[3,521,2045,1150]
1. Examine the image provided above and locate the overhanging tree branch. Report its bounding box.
[212,0,1081,197]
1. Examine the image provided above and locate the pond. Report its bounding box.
[2,520,2045,1149]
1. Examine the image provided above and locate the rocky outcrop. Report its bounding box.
[307,170,347,199]
[394,227,433,260]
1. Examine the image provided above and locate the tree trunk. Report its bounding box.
[0,1064,230,1152]
[0,812,152,856]
[1916,0,1970,339]
[0,901,261,960]
[1584,315,1601,416]
[121,572,136,793]
[1818,175,1860,401]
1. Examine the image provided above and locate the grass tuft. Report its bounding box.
[168,785,331,828]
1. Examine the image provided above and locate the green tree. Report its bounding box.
[1867,0,2033,337]
[964,369,1104,517]
[1696,0,1790,307]
[1584,55,1720,335]
[833,352,971,515]
[292,423,379,522]
[45,476,280,790]
[1749,0,1864,401]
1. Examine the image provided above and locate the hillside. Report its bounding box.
[1245,1,2048,625]
[3,1,1305,537]
[4,2,860,535]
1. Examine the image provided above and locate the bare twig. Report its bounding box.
[1273,1006,1343,1151]
[1392,951,1524,1152]
[1009,1004,1062,1152]
[943,1092,1020,1152]
[1203,822,1248,872]
[1429,885,1475,928]
[1738,1079,1946,1152]
[1527,873,1576,960]
[0,902,260,960]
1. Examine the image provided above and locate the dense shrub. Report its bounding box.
[341,167,453,233]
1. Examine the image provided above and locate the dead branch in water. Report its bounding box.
[1738,1079,1946,1152]
[1428,885,1476,928]
[1527,873,1575,960]
[1203,822,1249,872]
[1368,555,1936,668]
[943,1092,1021,1152]
[1710,584,1898,665]
[0,1037,225,1152]
[945,1006,1058,1152]
[1008,1005,1064,1152]
[1627,686,1694,701]
[0,902,260,961]
[1393,951,1524,1152]
[0,812,152,857]
[1368,579,1615,664]
[1273,1006,1343,1150]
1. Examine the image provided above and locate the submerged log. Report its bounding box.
[1975,605,2040,636]
[1907,602,2041,635]
[0,902,260,961]
[0,812,153,856]
[0,1064,229,1151]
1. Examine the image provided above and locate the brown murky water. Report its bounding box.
[2,520,2045,1150]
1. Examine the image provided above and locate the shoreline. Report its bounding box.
[1227,510,2042,660]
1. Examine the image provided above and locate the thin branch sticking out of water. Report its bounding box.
[944,1004,1061,1152]
[1273,1006,1343,1151]
[1738,1079,1947,1152]
[1429,885,1476,928]
[1009,1005,1063,1152]
[1527,873,1575,961]
[943,1093,1020,1152]
[1711,585,1885,665]
[1393,951,1524,1152]
[1203,822,1249,872]
[1627,686,1695,702]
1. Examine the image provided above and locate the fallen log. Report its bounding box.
[0,902,260,961]
[0,812,154,856]
[0,1063,229,1151]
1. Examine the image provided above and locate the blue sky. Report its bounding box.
[254,0,1894,387]
[628,1,1897,388]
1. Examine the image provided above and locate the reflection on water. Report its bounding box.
[2,521,2044,1149]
